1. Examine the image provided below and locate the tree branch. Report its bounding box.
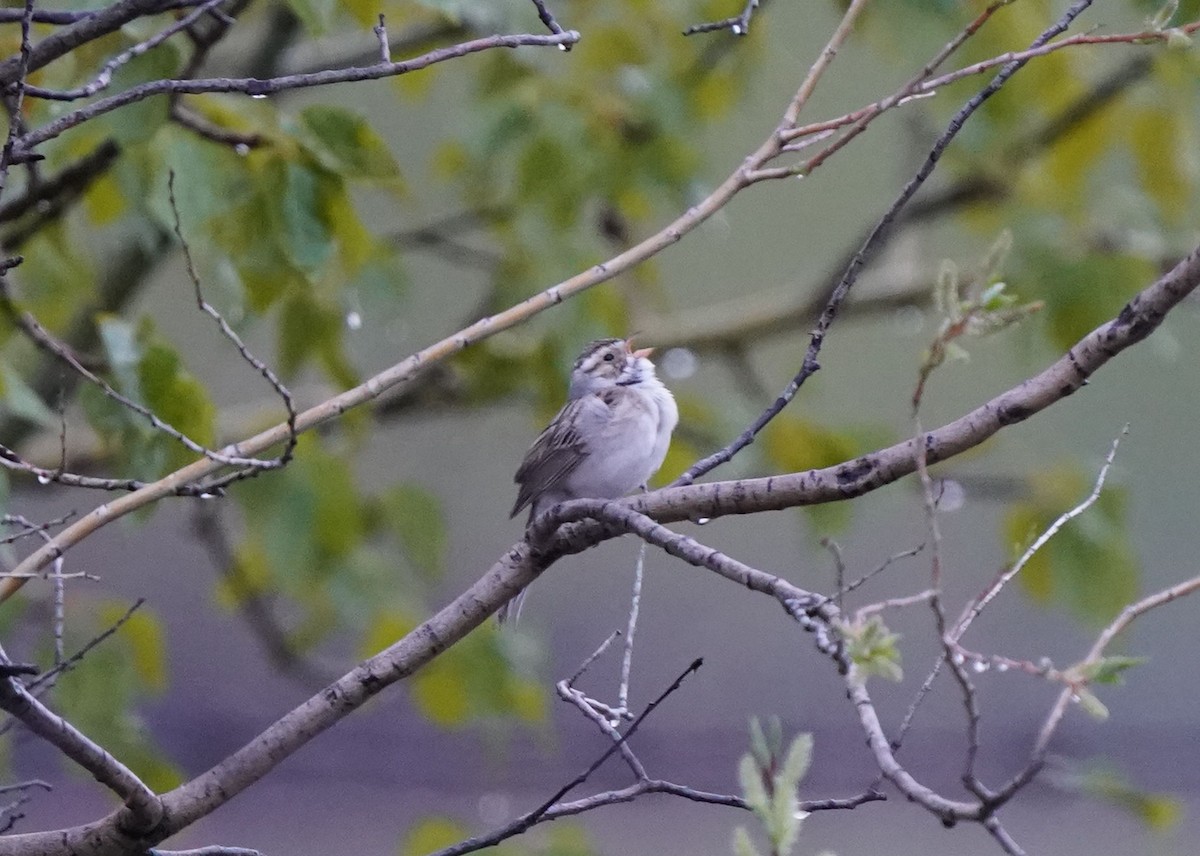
[0,669,162,835]
[13,30,581,155]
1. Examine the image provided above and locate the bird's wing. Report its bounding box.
[511,393,612,518]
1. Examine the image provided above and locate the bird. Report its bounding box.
[499,338,679,624]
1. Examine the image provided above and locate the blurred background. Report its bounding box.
[0,0,1198,853]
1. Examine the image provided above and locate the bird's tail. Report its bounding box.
[495,589,529,626]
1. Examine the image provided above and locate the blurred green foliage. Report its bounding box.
[839,614,903,684]
[401,816,597,856]
[733,717,814,856]
[52,601,182,791]
[1003,463,1138,626]
[0,0,1193,775]
[1052,758,1183,833]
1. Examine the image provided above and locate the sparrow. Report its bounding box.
[499,338,678,623]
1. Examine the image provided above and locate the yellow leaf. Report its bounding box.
[400,818,468,856]
[411,661,471,726]
[83,171,127,226]
[431,141,469,180]
[1130,107,1191,224]
[763,416,859,473]
[358,611,416,658]
[691,71,738,121]
[1004,505,1053,603]
[101,604,167,693]
[215,541,273,608]
[1039,104,1117,214]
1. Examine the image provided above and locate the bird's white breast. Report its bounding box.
[561,378,677,503]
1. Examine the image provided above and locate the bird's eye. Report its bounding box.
[603,353,616,362]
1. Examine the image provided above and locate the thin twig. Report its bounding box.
[0,656,162,833]
[25,599,145,692]
[167,170,297,471]
[25,0,229,101]
[0,513,73,545]
[684,0,761,37]
[854,588,937,623]
[0,276,280,471]
[148,848,263,856]
[528,0,566,37]
[13,30,581,155]
[676,0,1093,486]
[556,681,647,780]
[526,659,701,826]
[432,660,704,856]
[617,540,647,720]
[373,14,390,63]
[0,0,210,24]
[992,569,1200,805]
[838,544,925,599]
[950,426,1127,641]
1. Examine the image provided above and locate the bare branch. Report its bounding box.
[0,139,119,227]
[167,170,297,472]
[167,104,262,149]
[25,0,229,101]
[992,570,1200,805]
[950,426,1128,641]
[0,0,199,87]
[684,0,762,37]
[0,0,210,25]
[0,512,73,546]
[13,30,581,155]
[148,848,263,856]
[675,0,1096,486]
[372,14,390,63]
[0,664,162,834]
[433,659,704,856]
[0,272,280,472]
[528,0,568,39]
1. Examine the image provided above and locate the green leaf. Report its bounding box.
[1074,689,1109,721]
[359,611,416,657]
[1024,248,1155,353]
[516,135,577,227]
[1130,107,1190,224]
[762,416,862,535]
[841,615,903,683]
[277,292,341,377]
[0,363,58,429]
[296,106,402,182]
[276,161,336,275]
[95,315,144,400]
[103,604,168,693]
[380,484,447,577]
[54,602,182,791]
[542,825,596,856]
[748,715,771,769]
[403,618,544,728]
[780,733,813,790]
[286,0,337,34]
[411,658,472,726]
[732,826,760,856]
[150,125,256,233]
[94,44,179,146]
[738,753,768,813]
[762,416,861,473]
[1066,760,1183,832]
[138,342,217,471]
[1076,655,1148,685]
[16,222,95,331]
[1003,465,1139,625]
